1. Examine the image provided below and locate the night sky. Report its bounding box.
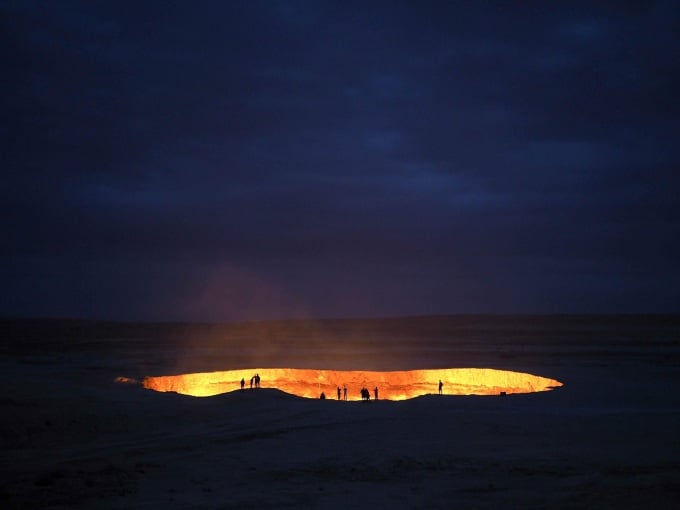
[3,1,679,322]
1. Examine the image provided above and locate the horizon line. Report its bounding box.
[2,312,679,327]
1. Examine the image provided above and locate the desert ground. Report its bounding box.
[1,315,678,509]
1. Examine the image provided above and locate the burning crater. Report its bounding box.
[138,368,562,400]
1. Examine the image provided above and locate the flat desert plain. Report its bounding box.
[1,315,678,509]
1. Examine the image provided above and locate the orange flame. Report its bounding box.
[140,368,562,400]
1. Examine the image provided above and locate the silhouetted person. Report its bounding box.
[374,386,378,400]
[343,386,347,401]
[320,392,326,399]
[240,378,245,391]
[438,380,443,395]
[337,386,341,400]
[250,376,254,389]
[255,373,260,388]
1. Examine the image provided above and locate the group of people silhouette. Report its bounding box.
[326,386,378,400]
[238,375,444,398]
[359,386,378,400]
[336,386,348,400]
[240,374,261,390]
[320,386,378,400]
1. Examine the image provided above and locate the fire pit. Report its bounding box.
[138,368,563,400]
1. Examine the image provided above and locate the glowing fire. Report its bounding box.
[140,368,562,400]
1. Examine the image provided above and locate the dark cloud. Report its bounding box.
[2,1,679,320]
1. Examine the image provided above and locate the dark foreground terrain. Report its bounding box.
[1,315,679,508]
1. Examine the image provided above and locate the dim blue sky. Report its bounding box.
[2,1,679,321]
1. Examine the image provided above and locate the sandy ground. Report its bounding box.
[1,316,679,509]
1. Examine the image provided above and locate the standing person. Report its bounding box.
[240,378,245,391]
[337,386,341,400]
[343,386,347,401]
[250,376,254,389]
[255,374,260,388]
[438,380,443,395]
[374,386,378,400]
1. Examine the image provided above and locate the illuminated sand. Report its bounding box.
[142,368,563,400]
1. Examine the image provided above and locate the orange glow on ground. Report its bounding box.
[141,368,562,400]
